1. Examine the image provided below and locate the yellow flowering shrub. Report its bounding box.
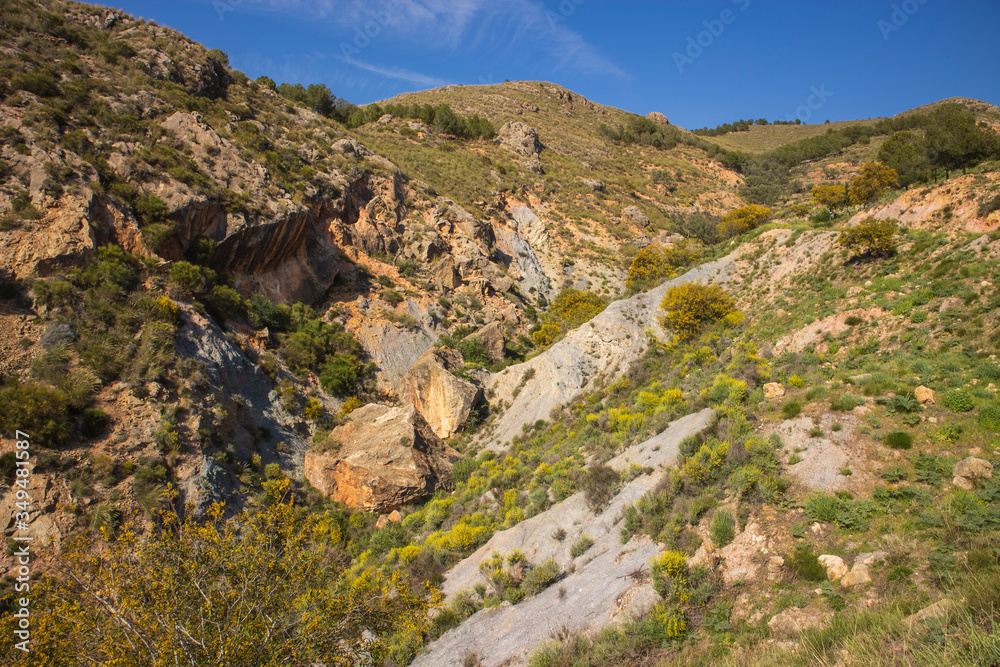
[153,295,179,320]
[681,438,730,485]
[717,204,772,238]
[652,602,689,639]
[625,243,698,292]
[660,283,736,340]
[532,289,606,348]
[4,500,431,666]
[838,216,898,257]
[650,550,691,602]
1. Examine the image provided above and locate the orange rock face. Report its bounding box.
[398,347,482,439]
[304,403,459,512]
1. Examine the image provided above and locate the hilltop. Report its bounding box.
[0,1,1000,666]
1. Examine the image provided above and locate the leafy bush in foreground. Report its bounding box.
[2,494,430,665]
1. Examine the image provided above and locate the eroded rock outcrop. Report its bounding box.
[304,404,458,512]
[399,348,483,439]
[495,121,542,158]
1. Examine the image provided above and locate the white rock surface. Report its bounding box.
[412,409,713,667]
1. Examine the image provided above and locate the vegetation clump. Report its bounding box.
[811,184,848,210]
[848,161,898,206]
[884,430,914,450]
[659,283,736,340]
[717,204,772,238]
[942,389,975,413]
[709,509,736,547]
[6,495,430,665]
[532,289,606,348]
[625,243,698,293]
[838,217,898,257]
[788,544,826,581]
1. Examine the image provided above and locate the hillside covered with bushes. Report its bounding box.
[0,1,999,665]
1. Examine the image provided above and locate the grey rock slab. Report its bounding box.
[484,258,733,450]
[413,535,661,667]
[414,410,713,667]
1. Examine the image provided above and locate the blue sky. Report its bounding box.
[96,0,1000,129]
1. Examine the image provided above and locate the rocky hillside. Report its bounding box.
[1,1,1000,665]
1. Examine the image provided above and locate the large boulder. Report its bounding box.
[953,456,994,490]
[841,564,872,588]
[623,205,651,228]
[915,385,935,404]
[304,404,458,512]
[399,348,482,439]
[495,121,541,158]
[818,554,847,581]
[764,382,786,399]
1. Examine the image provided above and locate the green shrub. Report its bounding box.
[81,408,110,439]
[805,492,876,530]
[88,502,122,536]
[141,222,176,253]
[522,559,560,595]
[12,71,61,97]
[0,452,16,483]
[978,404,1000,432]
[135,193,168,223]
[880,464,909,482]
[942,389,974,413]
[319,354,361,397]
[571,535,594,558]
[914,454,951,487]
[781,400,802,419]
[169,261,216,296]
[382,289,404,306]
[451,458,480,484]
[709,509,735,547]
[581,463,620,510]
[0,379,70,446]
[884,430,913,450]
[789,544,825,581]
[830,393,863,411]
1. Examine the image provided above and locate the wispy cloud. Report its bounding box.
[341,57,451,88]
[241,0,626,81]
